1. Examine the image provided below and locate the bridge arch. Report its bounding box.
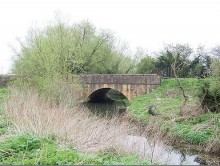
[87,88,129,103]
[81,74,161,101]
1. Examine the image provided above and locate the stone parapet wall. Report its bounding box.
[80,74,161,85]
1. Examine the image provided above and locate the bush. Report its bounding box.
[211,58,220,77]
[10,74,82,106]
[199,79,220,113]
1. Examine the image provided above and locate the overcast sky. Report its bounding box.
[1,0,220,74]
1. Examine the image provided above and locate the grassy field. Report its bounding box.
[128,78,220,152]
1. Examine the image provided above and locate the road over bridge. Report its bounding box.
[80,74,161,101]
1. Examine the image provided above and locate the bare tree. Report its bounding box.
[169,45,188,112]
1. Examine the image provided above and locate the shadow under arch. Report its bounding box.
[86,88,129,116]
[87,88,129,104]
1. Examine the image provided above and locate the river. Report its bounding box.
[84,101,220,165]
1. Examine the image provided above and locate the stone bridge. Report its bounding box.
[0,74,161,102]
[80,74,161,101]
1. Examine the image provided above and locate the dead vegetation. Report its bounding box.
[3,88,139,153]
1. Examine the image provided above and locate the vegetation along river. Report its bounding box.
[84,91,220,165]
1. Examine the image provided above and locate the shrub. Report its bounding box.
[199,79,220,113]
[10,74,82,106]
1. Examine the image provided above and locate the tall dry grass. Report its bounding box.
[4,88,138,152]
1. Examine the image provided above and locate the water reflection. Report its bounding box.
[84,99,220,165]
[84,100,126,117]
[117,135,200,165]
[85,88,129,117]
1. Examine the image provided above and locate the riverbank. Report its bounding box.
[128,78,220,155]
[1,78,219,165]
[0,88,152,165]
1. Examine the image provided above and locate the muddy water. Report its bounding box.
[117,135,199,165]
[85,102,220,165]
[118,135,220,165]
[84,101,127,117]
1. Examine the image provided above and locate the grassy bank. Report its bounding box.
[0,88,151,165]
[0,134,150,165]
[128,78,220,153]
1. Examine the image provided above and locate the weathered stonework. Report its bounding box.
[80,74,161,101]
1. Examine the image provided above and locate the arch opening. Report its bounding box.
[87,88,129,104]
[87,88,112,102]
[86,88,129,116]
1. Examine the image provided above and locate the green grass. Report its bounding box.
[0,88,9,102]
[170,113,220,145]
[129,78,206,122]
[0,114,9,135]
[128,78,220,148]
[0,134,151,165]
[0,88,10,135]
